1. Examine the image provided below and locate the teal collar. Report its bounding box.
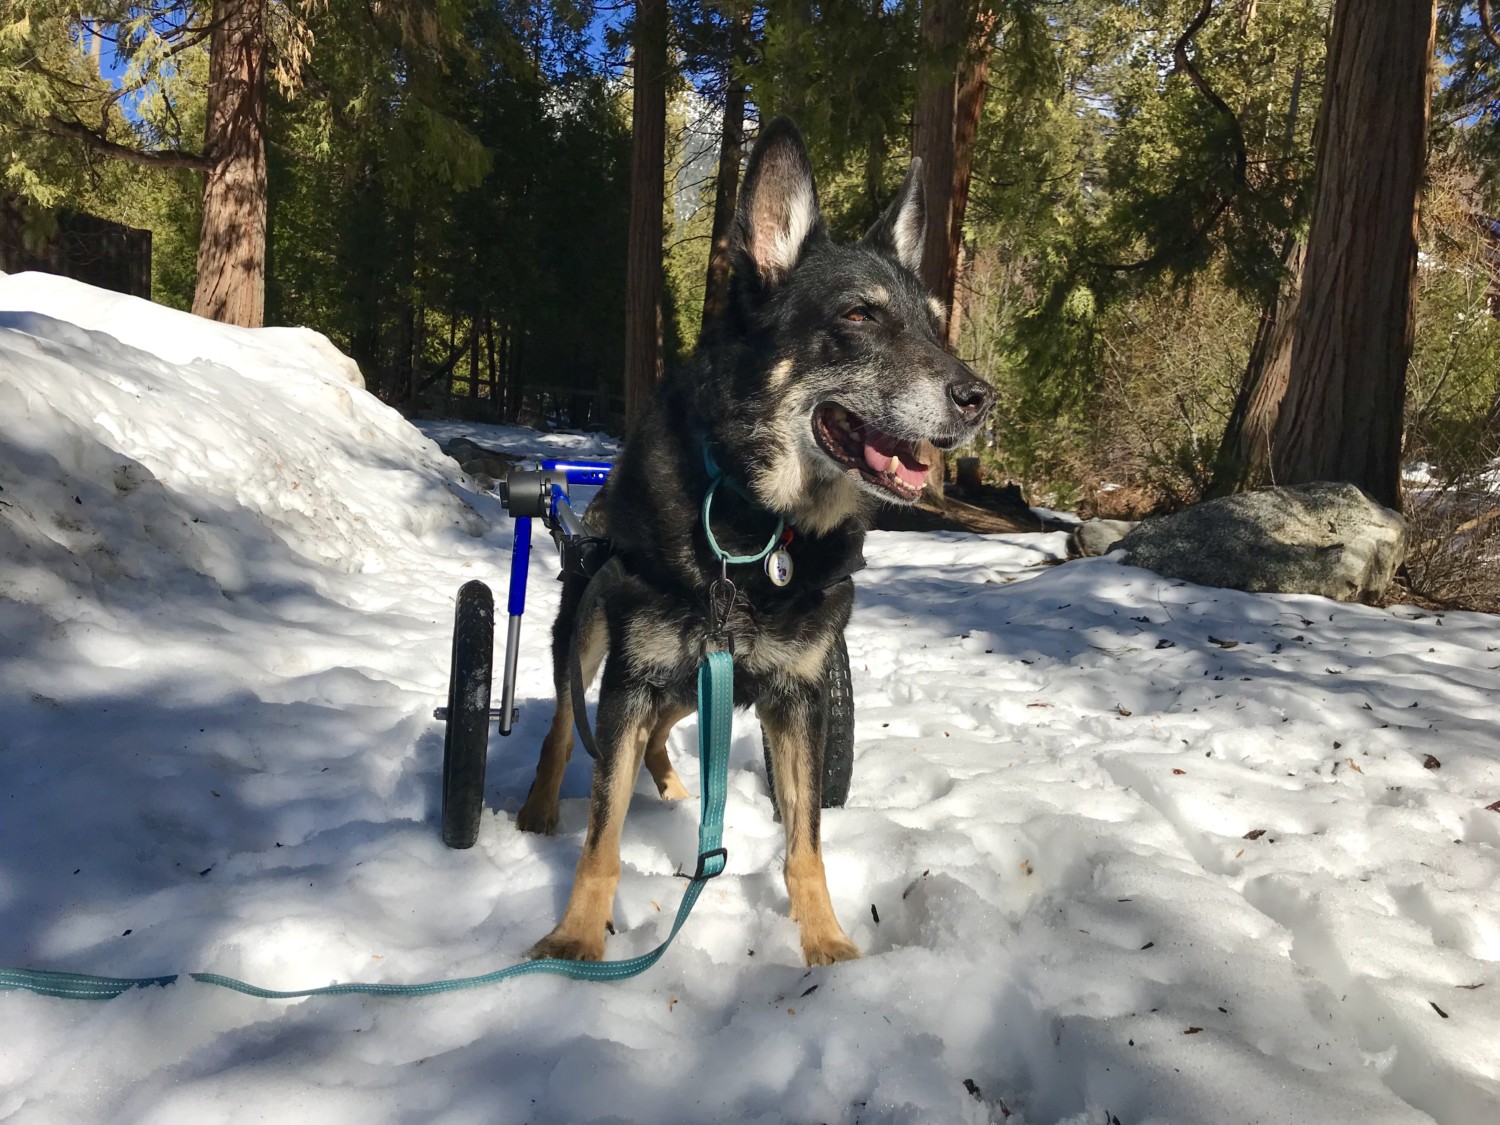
[700,441,785,568]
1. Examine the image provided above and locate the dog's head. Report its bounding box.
[717,117,997,529]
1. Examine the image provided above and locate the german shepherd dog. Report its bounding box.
[516,118,996,966]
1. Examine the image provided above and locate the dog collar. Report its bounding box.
[700,441,786,569]
[699,442,797,526]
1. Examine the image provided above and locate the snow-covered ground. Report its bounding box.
[1,272,1498,1125]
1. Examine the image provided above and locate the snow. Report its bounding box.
[2,271,1498,1125]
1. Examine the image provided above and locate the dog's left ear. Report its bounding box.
[735,117,825,286]
[862,159,926,276]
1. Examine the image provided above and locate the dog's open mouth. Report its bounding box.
[813,403,929,501]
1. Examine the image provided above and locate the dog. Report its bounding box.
[515,118,997,966]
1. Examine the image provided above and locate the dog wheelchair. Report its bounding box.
[435,459,856,849]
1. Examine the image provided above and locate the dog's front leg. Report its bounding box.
[527,678,654,962]
[760,689,861,966]
[517,581,606,836]
[643,705,693,800]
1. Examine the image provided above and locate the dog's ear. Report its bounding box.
[862,159,925,276]
[734,117,824,285]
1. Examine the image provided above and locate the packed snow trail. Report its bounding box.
[1,273,1497,1124]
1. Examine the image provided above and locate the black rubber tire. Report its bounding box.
[441,580,494,849]
[763,633,855,814]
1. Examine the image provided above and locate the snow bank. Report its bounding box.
[2,273,1498,1124]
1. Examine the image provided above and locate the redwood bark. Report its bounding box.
[1271,1,1437,510]
[700,12,750,340]
[191,0,268,327]
[623,0,669,427]
[912,1,993,499]
[944,10,996,349]
[913,0,961,311]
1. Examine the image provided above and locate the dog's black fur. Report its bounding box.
[517,119,996,966]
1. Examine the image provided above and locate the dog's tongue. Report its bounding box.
[862,429,928,488]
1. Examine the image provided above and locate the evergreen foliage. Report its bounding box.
[4,0,1497,538]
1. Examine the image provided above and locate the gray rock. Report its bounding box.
[1115,482,1408,602]
[1071,518,1138,558]
[440,437,520,482]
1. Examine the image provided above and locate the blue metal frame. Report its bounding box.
[497,458,613,736]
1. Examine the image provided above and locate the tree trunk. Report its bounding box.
[1271,0,1437,510]
[944,9,996,350]
[191,0,268,327]
[623,0,668,428]
[1211,237,1306,493]
[468,317,480,398]
[912,1,993,501]
[913,0,961,311]
[1209,48,1305,498]
[700,11,750,341]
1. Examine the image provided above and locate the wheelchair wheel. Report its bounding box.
[763,633,855,815]
[441,581,494,849]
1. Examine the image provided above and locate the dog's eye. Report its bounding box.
[842,307,872,323]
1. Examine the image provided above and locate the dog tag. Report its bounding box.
[765,548,794,587]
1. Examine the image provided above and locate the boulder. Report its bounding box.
[1070,518,1137,558]
[441,437,521,482]
[1115,481,1408,602]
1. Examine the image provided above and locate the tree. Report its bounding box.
[191,0,267,325]
[914,0,1000,340]
[5,1,272,325]
[912,1,1011,498]
[624,0,669,426]
[1271,1,1439,509]
[700,6,752,337]
[1210,46,1309,495]
[267,1,628,415]
[2,1,477,328]
[943,7,998,349]
[1212,237,1305,491]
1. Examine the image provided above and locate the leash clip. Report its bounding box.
[705,574,737,655]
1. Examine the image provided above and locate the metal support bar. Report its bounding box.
[433,706,510,722]
[498,614,523,736]
[497,517,532,737]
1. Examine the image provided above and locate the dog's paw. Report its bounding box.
[655,771,691,801]
[527,929,606,963]
[515,799,559,836]
[802,934,862,966]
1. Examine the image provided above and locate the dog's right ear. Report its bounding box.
[862,158,925,276]
[734,117,824,287]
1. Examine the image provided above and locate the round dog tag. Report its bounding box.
[765,548,794,587]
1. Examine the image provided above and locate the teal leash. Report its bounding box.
[0,652,735,1002]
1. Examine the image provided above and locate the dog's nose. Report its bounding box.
[947,376,996,421]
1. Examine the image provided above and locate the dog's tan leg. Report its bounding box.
[761,700,860,966]
[643,704,691,800]
[527,704,653,962]
[516,611,605,836]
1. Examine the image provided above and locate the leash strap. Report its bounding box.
[0,653,735,1002]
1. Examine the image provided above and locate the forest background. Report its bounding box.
[4,0,1500,607]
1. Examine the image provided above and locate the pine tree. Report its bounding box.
[2,1,478,328]
[700,5,752,338]
[191,0,267,325]
[624,0,669,426]
[1271,0,1439,509]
